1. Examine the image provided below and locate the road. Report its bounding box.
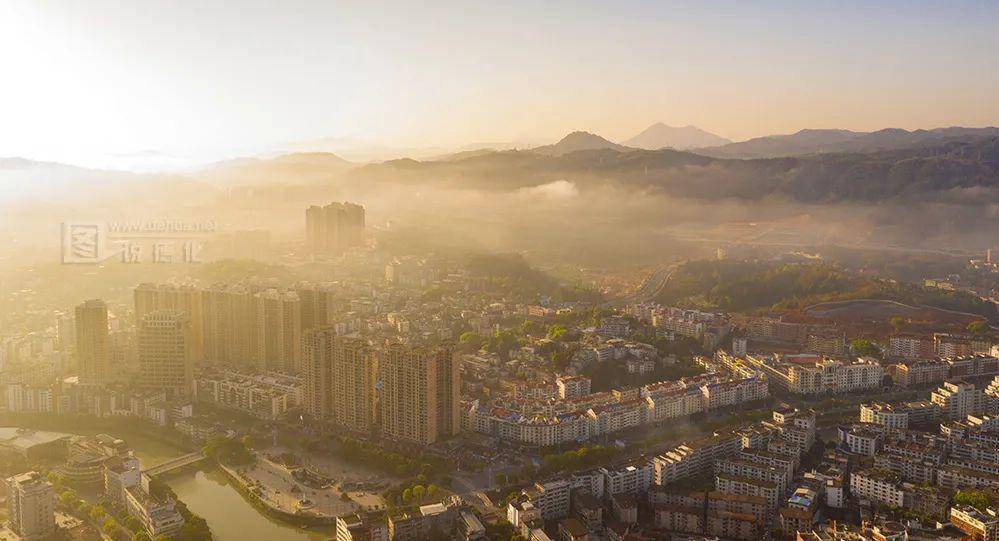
[603,262,681,308]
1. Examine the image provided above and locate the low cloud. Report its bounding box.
[516,180,578,199]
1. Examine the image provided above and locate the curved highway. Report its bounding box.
[603,261,682,308]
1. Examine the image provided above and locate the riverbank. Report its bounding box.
[216,461,340,525]
[168,468,333,540]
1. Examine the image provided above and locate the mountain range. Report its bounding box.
[6,124,999,205]
[352,134,999,203]
[694,126,999,158]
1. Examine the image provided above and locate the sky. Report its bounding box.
[2,0,999,169]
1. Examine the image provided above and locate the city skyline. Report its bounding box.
[1,3,998,540]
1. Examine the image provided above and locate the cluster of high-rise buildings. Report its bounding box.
[134,283,311,375]
[70,285,314,397]
[305,201,365,258]
[74,298,193,395]
[303,329,460,446]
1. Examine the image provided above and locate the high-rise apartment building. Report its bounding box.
[378,342,459,445]
[297,283,342,332]
[75,299,109,385]
[378,343,438,446]
[134,283,303,374]
[254,289,301,373]
[302,326,336,421]
[7,471,55,540]
[331,337,378,433]
[200,285,230,365]
[306,201,365,258]
[134,284,205,363]
[216,285,258,370]
[434,341,461,437]
[137,311,192,394]
[56,312,75,352]
[301,329,377,433]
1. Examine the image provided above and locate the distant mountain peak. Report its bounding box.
[532,131,630,156]
[558,130,612,144]
[624,123,731,150]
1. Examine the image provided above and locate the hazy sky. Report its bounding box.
[2,0,999,168]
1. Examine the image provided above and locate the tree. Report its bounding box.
[46,472,66,487]
[488,330,521,359]
[458,332,484,352]
[58,490,77,507]
[123,515,143,533]
[89,505,107,522]
[889,316,905,332]
[519,320,544,337]
[546,324,568,341]
[401,488,413,504]
[850,338,879,357]
[412,485,426,502]
[968,320,988,336]
[954,490,993,512]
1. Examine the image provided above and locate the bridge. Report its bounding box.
[143,452,208,477]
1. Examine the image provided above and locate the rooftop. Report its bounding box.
[0,427,73,450]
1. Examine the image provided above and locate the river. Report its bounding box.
[168,469,333,541]
[74,426,335,540]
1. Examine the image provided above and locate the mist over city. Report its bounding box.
[1,2,998,541]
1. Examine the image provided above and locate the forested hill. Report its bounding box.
[349,136,999,204]
[654,259,997,321]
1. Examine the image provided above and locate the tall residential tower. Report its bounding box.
[75,299,109,385]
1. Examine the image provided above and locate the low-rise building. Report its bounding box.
[601,458,653,497]
[124,482,185,538]
[194,370,298,420]
[937,465,999,490]
[837,424,884,456]
[7,471,55,541]
[949,505,998,541]
[557,517,589,541]
[654,432,741,485]
[335,511,389,541]
[653,504,703,534]
[850,469,904,508]
[932,380,986,420]
[714,473,781,520]
[556,376,591,400]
